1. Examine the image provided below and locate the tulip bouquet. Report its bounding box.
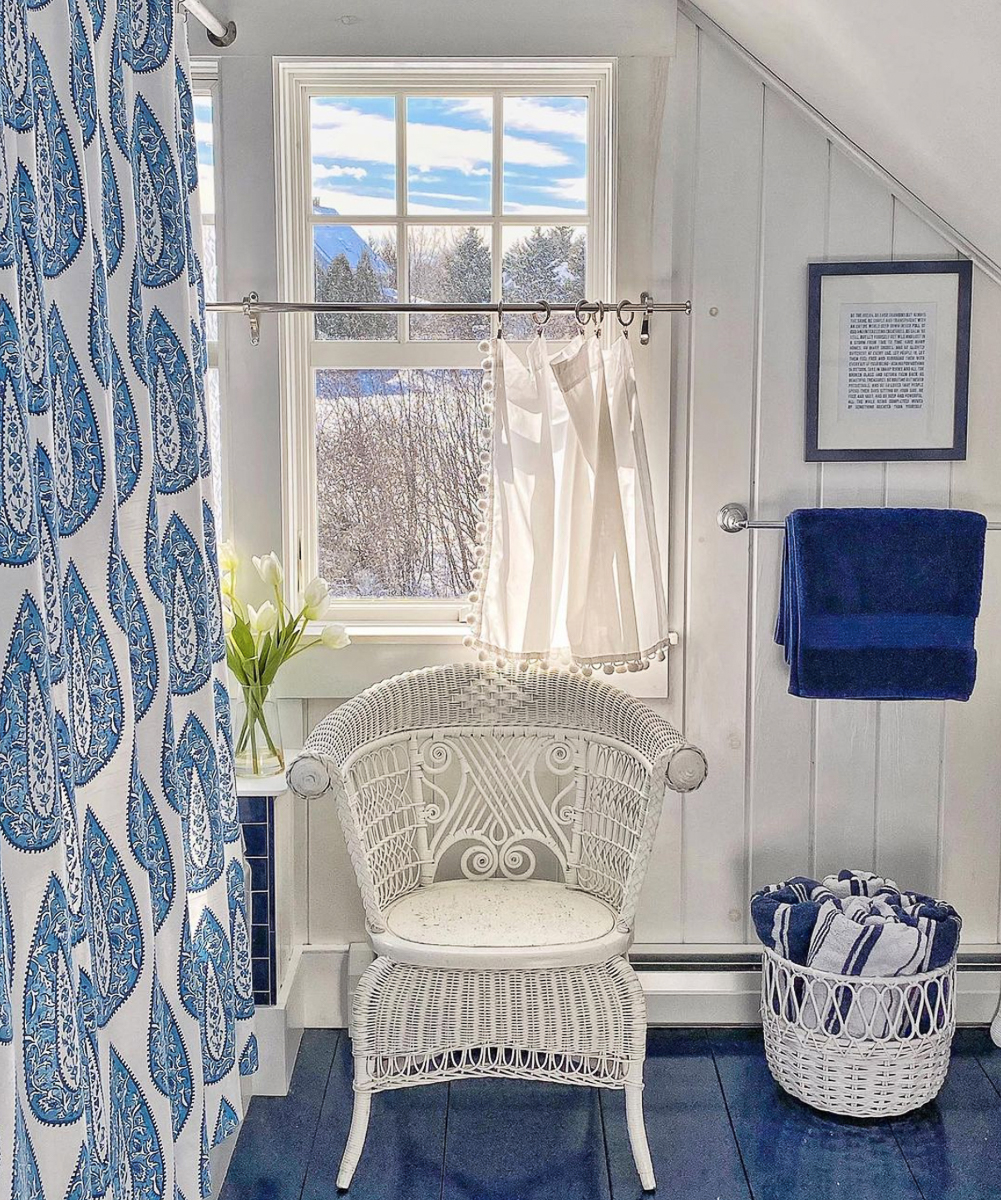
[220,545,349,776]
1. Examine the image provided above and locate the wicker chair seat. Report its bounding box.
[376,879,627,968]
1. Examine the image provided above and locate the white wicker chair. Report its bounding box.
[288,664,707,1191]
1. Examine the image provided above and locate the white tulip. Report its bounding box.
[252,552,283,588]
[219,540,239,574]
[249,601,278,636]
[222,606,235,634]
[305,594,332,621]
[302,576,331,619]
[320,622,350,650]
[302,576,328,608]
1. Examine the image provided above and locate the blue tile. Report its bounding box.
[251,924,270,959]
[251,892,269,927]
[708,1029,921,1200]
[442,1077,610,1200]
[242,823,268,858]
[252,959,270,995]
[247,856,268,892]
[238,796,267,823]
[891,1028,1001,1199]
[221,1030,338,1200]
[601,1029,750,1200]
[301,1033,447,1200]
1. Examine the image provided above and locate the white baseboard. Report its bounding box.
[639,966,1001,1025]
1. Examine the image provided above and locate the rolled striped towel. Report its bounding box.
[751,869,961,1036]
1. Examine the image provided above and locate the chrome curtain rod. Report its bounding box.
[204,291,690,345]
[178,0,237,47]
[718,502,1001,533]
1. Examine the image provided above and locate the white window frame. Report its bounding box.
[275,58,617,629]
[190,58,230,528]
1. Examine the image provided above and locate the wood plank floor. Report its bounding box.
[221,1027,1001,1200]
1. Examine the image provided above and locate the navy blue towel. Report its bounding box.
[775,508,986,700]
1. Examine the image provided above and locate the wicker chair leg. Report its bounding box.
[336,1087,372,1190]
[625,1083,656,1191]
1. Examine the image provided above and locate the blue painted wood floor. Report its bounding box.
[222,1027,1001,1199]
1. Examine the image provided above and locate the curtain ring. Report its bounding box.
[616,299,636,329]
[574,299,593,329]
[496,299,504,340]
[530,300,552,333]
[594,300,606,334]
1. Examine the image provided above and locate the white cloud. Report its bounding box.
[312,186,395,215]
[503,97,587,141]
[314,164,368,181]
[310,105,397,165]
[544,177,587,204]
[502,200,585,214]
[310,100,569,173]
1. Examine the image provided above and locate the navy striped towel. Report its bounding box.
[751,870,961,1036]
[751,870,961,974]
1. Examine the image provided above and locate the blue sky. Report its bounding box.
[309,95,587,216]
[194,96,215,214]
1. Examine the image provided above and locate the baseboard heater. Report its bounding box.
[631,948,1001,1026]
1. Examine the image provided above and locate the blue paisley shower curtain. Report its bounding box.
[0,1,255,1198]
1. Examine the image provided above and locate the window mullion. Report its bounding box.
[491,91,503,309]
[397,92,408,346]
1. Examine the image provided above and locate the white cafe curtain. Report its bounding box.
[466,329,669,675]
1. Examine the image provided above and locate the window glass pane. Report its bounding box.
[194,96,215,216]
[503,96,587,215]
[315,368,486,598]
[314,225,397,340]
[408,225,492,342]
[202,223,217,341]
[205,367,223,522]
[406,97,492,214]
[501,225,586,339]
[310,96,396,215]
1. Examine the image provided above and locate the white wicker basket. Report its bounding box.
[760,945,956,1117]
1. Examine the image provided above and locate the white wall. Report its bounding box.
[687,0,1001,272]
[670,11,1001,948]
[195,3,1001,957]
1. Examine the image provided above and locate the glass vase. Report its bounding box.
[233,685,285,778]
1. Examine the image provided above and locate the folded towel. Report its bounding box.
[775,508,986,700]
[752,870,961,1036]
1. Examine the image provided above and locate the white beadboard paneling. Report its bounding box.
[680,33,762,941]
[808,148,893,878]
[941,269,1001,943]
[745,93,826,912]
[874,199,956,893]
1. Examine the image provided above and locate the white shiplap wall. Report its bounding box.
[293,14,1001,954]
[671,11,1001,947]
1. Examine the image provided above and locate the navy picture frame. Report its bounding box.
[806,259,972,462]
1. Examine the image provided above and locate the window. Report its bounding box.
[277,61,615,625]
[191,62,225,523]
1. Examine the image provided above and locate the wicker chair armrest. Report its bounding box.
[287,748,339,800]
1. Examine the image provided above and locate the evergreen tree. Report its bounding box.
[353,250,394,339]
[442,226,491,340]
[315,252,355,339]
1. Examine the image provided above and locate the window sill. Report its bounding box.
[307,621,467,645]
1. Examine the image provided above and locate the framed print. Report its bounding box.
[806,259,972,462]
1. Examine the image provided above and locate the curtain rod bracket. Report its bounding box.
[178,0,237,47]
[243,292,260,346]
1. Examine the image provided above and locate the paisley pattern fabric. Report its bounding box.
[0,6,253,1200]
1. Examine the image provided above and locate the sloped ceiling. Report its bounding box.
[687,0,1001,270]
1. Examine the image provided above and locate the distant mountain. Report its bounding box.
[313,206,393,277]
